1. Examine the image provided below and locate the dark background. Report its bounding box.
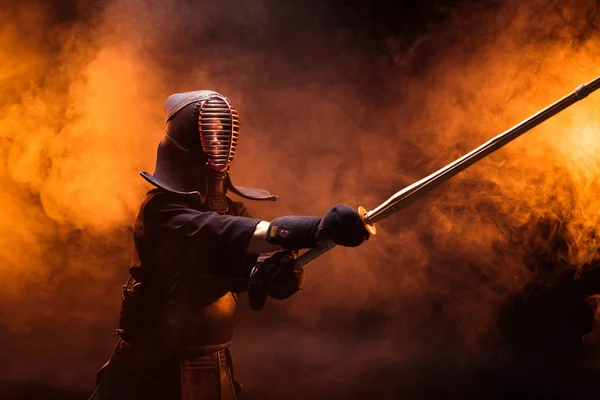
[2,0,600,399]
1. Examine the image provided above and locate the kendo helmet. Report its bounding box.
[141,90,277,213]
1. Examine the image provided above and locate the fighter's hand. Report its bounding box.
[248,251,304,311]
[319,205,370,247]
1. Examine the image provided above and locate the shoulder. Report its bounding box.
[139,191,252,217]
[139,190,200,219]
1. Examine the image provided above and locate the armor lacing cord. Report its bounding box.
[208,193,229,214]
[183,342,232,358]
[266,216,321,250]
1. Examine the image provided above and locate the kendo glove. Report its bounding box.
[266,205,370,250]
[319,204,370,247]
[266,216,321,250]
[248,251,305,311]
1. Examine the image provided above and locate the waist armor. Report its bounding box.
[118,281,238,350]
[181,347,240,400]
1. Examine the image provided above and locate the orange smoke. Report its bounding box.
[1,0,600,395]
[418,36,600,273]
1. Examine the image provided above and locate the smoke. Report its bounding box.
[1,0,600,398]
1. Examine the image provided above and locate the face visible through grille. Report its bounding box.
[198,96,239,172]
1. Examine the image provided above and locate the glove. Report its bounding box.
[266,205,369,250]
[319,204,370,247]
[248,251,304,311]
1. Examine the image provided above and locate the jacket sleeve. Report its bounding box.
[140,193,261,279]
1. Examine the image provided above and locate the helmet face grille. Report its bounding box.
[198,96,239,172]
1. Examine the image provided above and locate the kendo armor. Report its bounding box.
[141,90,277,213]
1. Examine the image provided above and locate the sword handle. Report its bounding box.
[294,206,375,269]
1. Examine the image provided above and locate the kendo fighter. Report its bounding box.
[89,90,370,400]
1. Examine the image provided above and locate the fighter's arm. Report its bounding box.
[150,195,369,280]
[247,221,283,254]
[248,204,372,254]
[233,203,283,254]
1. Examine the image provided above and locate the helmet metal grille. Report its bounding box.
[198,96,239,173]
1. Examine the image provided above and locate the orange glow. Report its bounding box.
[1,0,600,391]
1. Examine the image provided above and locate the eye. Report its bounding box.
[205,118,224,132]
